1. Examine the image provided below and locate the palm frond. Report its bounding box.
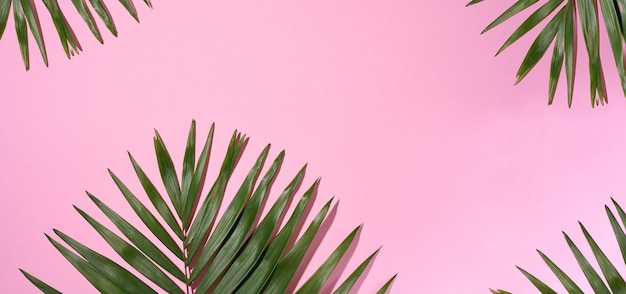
[497,199,626,293]
[489,289,513,294]
[19,120,396,293]
[0,0,148,70]
[469,0,626,107]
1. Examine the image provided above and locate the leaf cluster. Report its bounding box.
[496,198,626,293]
[19,121,396,293]
[468,0,626,107]
[0,0,149,70]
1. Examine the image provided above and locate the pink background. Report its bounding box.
[3,1,626,293]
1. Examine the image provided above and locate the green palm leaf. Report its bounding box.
[517,266,558,294]
[537,249,584,293]
[515,4,566,85]
[42,0,81,58]
[547,9,565,105]
[490,290,513,294]
[296,226,362,293]
[52,229,157,293]
[0,0,148,70]
[0,0,10,39]
[333,248,380,294]
[376,274,398,294]
[496,199,626,293]
[19,270,61,294]
[469,0,626,106]
[20,120,396,293]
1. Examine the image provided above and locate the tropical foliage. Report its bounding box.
[19,121,396,293]
[468,0,626,107]
[0,0,149,70]
[494,198,626,293]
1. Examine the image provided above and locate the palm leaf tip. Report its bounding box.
[376,273,397,294]
[489,289,512,294]
[20,269,62,294]
[333,246,381,294]
[296,225,363,293]
[466,0,485,7]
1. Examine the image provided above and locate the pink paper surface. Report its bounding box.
[3,1,626,293]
